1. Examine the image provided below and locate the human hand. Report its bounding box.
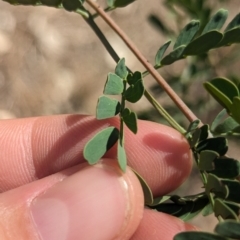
[0,115,196,240]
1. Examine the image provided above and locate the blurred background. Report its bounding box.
[0,0,239,231]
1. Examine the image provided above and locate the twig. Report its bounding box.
[85,0,199,123]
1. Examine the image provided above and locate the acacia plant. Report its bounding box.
[2,0,240,239]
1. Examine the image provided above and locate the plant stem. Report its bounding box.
[81,9,185,133]
[85,0,199,123]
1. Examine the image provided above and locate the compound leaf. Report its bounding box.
[183,30,223,56]
[122,108,138,134]
[174,20,200,49]
[84,127,119,164]
[115,58,128,79]
[215,220,240,239]
[104,73,124,95]
[117,140,127,172]
[202,9,228,35]
[155,40,171,66]
[96,96,121,119]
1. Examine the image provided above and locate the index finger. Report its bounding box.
[0,114,192,195]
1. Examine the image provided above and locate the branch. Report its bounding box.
[85,0,199,123]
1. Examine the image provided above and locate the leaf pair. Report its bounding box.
[154,9,240,67]
[84,58,144,172]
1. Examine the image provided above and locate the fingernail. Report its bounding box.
[30,164,131,240]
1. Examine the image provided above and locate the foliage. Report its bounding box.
[1,0,240,239]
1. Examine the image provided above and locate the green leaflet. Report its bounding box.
[183,30,223,56]
[211,109,228,132]
[122,108,138,134]
[202,9,228,35]
[218,27,240,47]
[198,150,219,171]
[196,137,228,156]
[224,13,240,32]
[104,73,124,95]
[174,231,228,240]
[206,174,228,198]
[132,169,153,205]
[161,45,185,65]
[174,20,200,49]
[230,97,240,124]
[213,117,239,135]
[127,71,142,85]
[215,220,240,239]
[110,0,136,8]
[117,140,127,172]
[155,40,171,66]
[41,0,61,6]
[221,179,240,203]
[62,0,83,11]
[96,96,121,119]
[125,78,144,103]
[115,58,128,79]
[84,127,119,164]
[214,198,239,220]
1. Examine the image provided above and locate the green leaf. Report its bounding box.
[131,168,153,205]
[11,0,37,3]
[196,137,228,156]
[148,196,171,207]
[62,0,83,11]
[202,9,228,35]
[198,125,209,142]
[115,58,128,79]
[155,40,171,66]
[125,79,144,103]
[152,202,184,216]
[215,220,240,239]
[174,20,200,49]
[183,31,223,56]
[41,0,61,6]
[214,198,238,220]
[187,119,201,133]
[112,0,136,8]
[122,108,138,134]
[222,179,240,203]
[117,140,127,172]
[174,231,228,240]
[230,97,240,124]
[161,45,186,65]
[211,109,228,132]
[96,96,121,119]
[127,71,142,85]
[202,203,214,216]
[213,117,239,135]
[217,27,240,47]
[208,78,239,102]
[84,127,119,164]
[107,0,115,7]
[189,128,201,148]
[209,157,240,179]
[224,13,240,32]
[206,174,228,198]
[199,150,219,171]
[104,73,124,95]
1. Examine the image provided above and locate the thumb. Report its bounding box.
[0,159,144,240]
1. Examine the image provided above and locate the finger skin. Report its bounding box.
[0,161,144,240]
[0,115,192,195]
